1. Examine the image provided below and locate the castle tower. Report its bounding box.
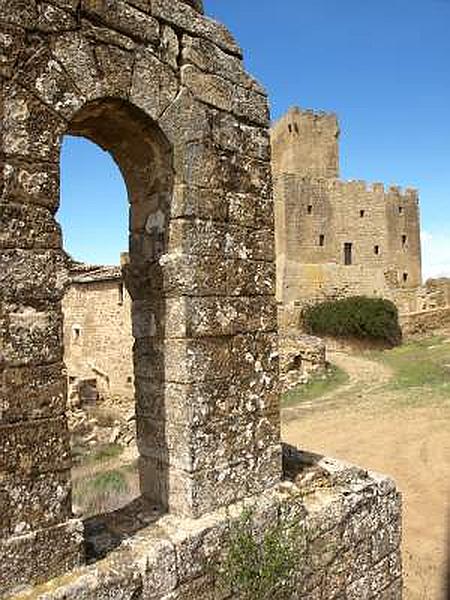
[271,106,340,178]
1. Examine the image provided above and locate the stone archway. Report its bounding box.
[0,1,279,593]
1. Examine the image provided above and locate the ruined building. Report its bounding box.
[272,107,422,313]
[63,263,134,405]
[0,1,402,598]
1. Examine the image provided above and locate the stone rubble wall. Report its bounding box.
[278,333,327,393]
[7,450,403,600]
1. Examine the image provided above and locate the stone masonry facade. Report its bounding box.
[272,107,422,313]
[63,263,134,404]
[0,1,402,598]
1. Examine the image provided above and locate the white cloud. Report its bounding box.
[421,230,450,280]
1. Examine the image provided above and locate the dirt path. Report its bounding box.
[282,351,450,600]
[283,350,393,419]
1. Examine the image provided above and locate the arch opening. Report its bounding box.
[59,98,173,531]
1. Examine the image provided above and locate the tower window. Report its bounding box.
[360,209,365,217]
[319,234,325,247]
[403,272,408,283]
[72,326,81,342]
[288,124,292,133]
[307,205,312,214]
[118,281,124,305]
[294,123,299,134]
[374,245,380,255]
[402,235,407,247]
[399,206,403,214]
[344,242,353,266]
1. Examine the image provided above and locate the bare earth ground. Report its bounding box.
[282,350,450,600]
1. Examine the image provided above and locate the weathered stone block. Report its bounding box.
[0,305,63,366]
[0,23,26,79]
[171,184,227,222]
[18,46,82,120]
[1,83,65,161]
[225,225,274,261]
[133,337,164,381]
[181,65,269,126]
[167,445,281,517]
[130,49,179,121]
[0,417,71,475]
[168,219,225,257]
[140,538,178,598]
[182,34,261,92]
[165,295,277,338]
[0,203,61,250]
[1,363,66,423]
[36,2,77,32]
[0,250,67,307]
[165,337,230,383]
[1,470,72,537]
[159,88,211,149]
[0,519,84,596]
[82,19,137,51]
[150,0,240,56]
[227,259,276,296]
[0,0,37,28]
[94,44,134,98]
[208,109,270,162]
[1,158,59,212]
[81,0,160,45]
[160,254,228,297]
[163,378,277,430]
[51,31,102,99]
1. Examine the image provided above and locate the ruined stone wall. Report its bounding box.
[62,275,133,403]
[0,1,280,592]
[272,108,422,314]
[10,450,403,600]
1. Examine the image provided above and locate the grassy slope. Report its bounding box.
[369,335,450,405]
[282,365,349,407]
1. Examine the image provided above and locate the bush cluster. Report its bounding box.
[303,296,402,345]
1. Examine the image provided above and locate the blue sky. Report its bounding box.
[59,0,450,278]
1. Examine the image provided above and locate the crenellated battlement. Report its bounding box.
[275,173,419,205]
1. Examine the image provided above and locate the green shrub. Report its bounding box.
[215,509,301,599]
[303,296,402,345]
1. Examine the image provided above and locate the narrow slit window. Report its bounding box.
[344,242,353,266]
[402,234,407,247]
[288,124,292,133]
[319,234,325,247]
[72,326,81,342]
[399,206,403,214]
[307,204,313,214]
[374,245,380,255]
[118,281,124,305]
[360,209,365,217]
[403,272,408,283]
[294,123,299,134]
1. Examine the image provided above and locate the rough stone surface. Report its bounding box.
[0,1,279,593]
[5,452,402,600]
[278,333,327,392]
